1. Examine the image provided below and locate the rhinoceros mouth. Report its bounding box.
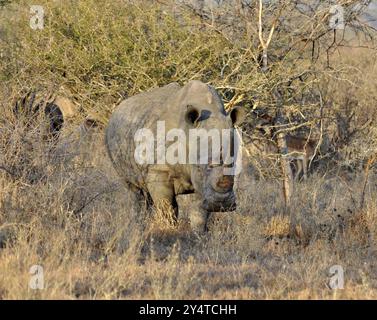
[201,189,236,212]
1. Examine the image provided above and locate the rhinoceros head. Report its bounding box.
[176,81,245,212]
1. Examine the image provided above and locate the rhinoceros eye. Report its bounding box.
[198,109,211,121]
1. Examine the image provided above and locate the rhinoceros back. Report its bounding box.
[105,82,181,189]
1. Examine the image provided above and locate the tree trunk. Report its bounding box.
[276,131,294,209]
[275,101,294,212]
[261,48,268,73]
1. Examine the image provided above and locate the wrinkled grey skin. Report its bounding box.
[105,80,243,232]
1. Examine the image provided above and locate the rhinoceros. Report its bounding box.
[105,80,244,232]
[13,91,78,139]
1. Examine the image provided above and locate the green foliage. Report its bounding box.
[0,0,260,122]
[0,1,339,120]
[0,0,11,8]
[1,0,377,167]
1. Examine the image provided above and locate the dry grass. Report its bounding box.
[1,0,377,300]
[1,114,377,299]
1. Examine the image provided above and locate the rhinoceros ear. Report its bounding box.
[230,106,246,126]
[185,105,200,126]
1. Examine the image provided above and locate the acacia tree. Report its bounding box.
[178,0,376,212]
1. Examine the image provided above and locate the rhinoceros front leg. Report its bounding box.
[146,170,178,225]
[189,195,210,233]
